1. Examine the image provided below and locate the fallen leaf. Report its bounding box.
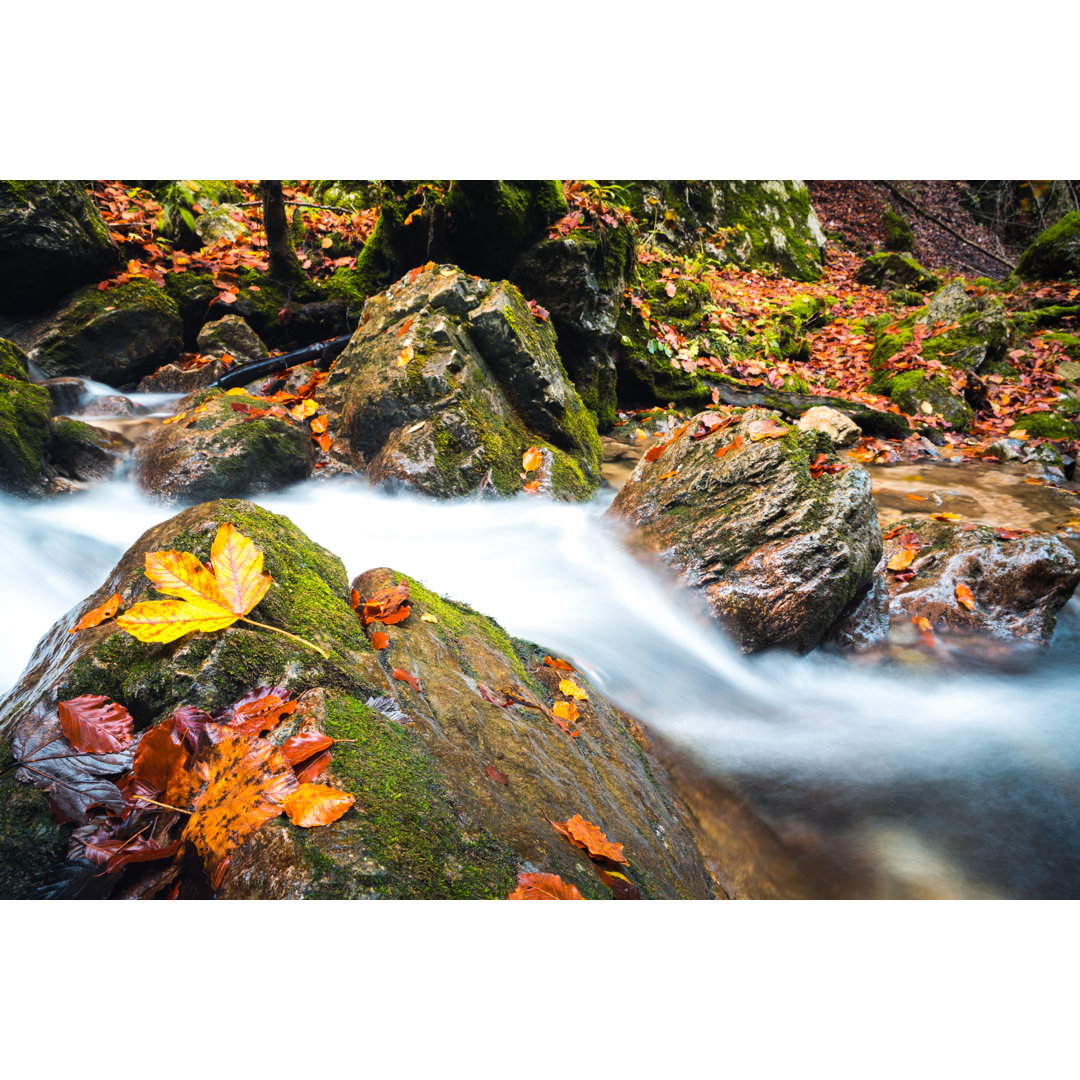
[931,513,963,521]
[69,593,123,633]
[485,765,509,785]
[282,783,355,827]
[747,417,789,441]
[476,683,510,707]
[361,582,410,627]
[550,814,627,864]
[58,695,134,755]
[887,548,917,571]
[714,435,744,458]
[127,719,200,809]
[508,872,584,900]
[913,616,934,634]
[281,731,334,767]
[956,582,975,611]
[222,690,297,738]
[523,480,541,494]
[315,433,332,453]
[393,668,421,692]
[906,494,928,502]
[595,867,642,899]
[658,469,679,480]
[552,700,579,724]
[643,443,667,463]
[295,751,332,784]
[420,613,437,623]
[543,656,576,672]
[558,678,589,701]
[103,837,182,876]
[371,631,389,649]
[522,446,543,473]
[310,415,328,435]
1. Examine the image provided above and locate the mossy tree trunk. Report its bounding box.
[261,180,304,284]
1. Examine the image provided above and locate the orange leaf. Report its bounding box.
[379,605,411,626]
[523,480,541,494]
[282,783,355,827]
[543,656,576,672]
[225,691,297,738]
[69,592,122,633]
[296,750,332,784]
[210,522,272,616]
[714,435,744,459]
[905,493,927,502]
[127,719,201,809]
[658,469,679,479]
[393,668,421,692]
[281,731,333,767]
[558,678,589,701]
[595,867,642,900]
[508,872,584,900]
[643,443,667,462]
[310,415,328,435]
[549,814,628,865]
[485,765,509,785]
[887,547,917,572]
[371,631,389,649]
[956,582,975,611]
[361,582,410,627]
[522,446,543,473]
[552,700,579,724]
[58,695,134,755]
[181,734,299,889]
[315,433,332,453]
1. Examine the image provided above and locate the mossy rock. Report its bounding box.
[1045,333,1080,364]
[0,181,119,313]
[321,264,603,500]
[157,181,244,250]
[0,337,30,380]
[920,305,1009,372]
[134,389,316,502]
[883,208,915,253]
[0,374,52,495]
[48,417,123,483]
[1010,411,1079,440]
[308,181,380,212]
[1014,210,1080,282]
[889,288,926,307]
[856,252,940,292]
[0,501,713,898]
[31,278,183,389]
[162,271,216,348]
[886,370,973,430]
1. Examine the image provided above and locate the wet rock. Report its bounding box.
[134,389,315,503]
[0,500,713,899]
[40,377,86,416]
[196,314,270,363]
[882,517,1080,644]
[797,405,862,446]
[80,394,140,418]
[1014,210,1080,282]
[825,573,891,651]
[320,264,603,500]
[0,366,53,495]
[28,279,184,389]
[48,418,125,482]
[606,407,883,653]
[856,252,940,292]
[887,371,973,430]
[136,359,226,394]
[0,181,119,313]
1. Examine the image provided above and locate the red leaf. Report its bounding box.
[371,631,390,649]
[58,696,134,755]
[507,872,584,900]
[543,656,576,672]
[392,668,421,693]
[295,750,332,784]
[485,765,509,785]
[643,443,667,463]
[281,731,333,767]
[477,683,510,707]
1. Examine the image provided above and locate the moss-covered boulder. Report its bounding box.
[511,225,636,429]
[0,500,713,898]
[0,365,53,495]
[47,417,125,483]
[606,408,882,652]
[1014,210,1080,282]
[196,314,269,363]
[308,181,380,212]
[156,181,244,250]
[887,370,974,430]
[1009,410,1079,440]
[193,204,246,247]
[883,208,915,253]
[134,389,316,503]
[29,279,184,389]
[626,181,827,281]
[0,181,119,313]
[881,517,1080,644]
[856,252,940,292]
[320,264,603,500]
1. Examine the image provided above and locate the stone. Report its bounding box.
[320,264,603,500]
[39,377,86,416]
[606,407,882,653]
[887,371,973,430]
[797,405,862,445]
[193,204,246,247]
[0,500,713,899]
[47,418,125,483]
[134,389,315,503]
[856,252,940,292]
[27,279,184,389]
[1014,210,1080,282]
[136,360,226,394]
[196,315,269,363]
[0,181,119,313]
[881,517,1080,644]
[80,395,140,418]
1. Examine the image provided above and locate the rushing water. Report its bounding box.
[3,451,1080,897]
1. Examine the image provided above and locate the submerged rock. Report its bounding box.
[0,181,119,313]
[606,407,882,652]
[134,389,315,502]
[320,264,603,499]
[0,500,712,899]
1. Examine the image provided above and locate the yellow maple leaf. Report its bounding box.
[559,678,589,701]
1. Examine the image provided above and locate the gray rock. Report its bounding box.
[196,315,269,363]
[797,405,862,445]
[193,204,247,246]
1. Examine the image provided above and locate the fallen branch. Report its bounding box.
[876,181,1015,273]
[208,333,353,391]
[236,201,356,213]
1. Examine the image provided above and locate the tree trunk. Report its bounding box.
[261,180,304,283]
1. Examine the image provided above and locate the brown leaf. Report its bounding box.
[361,582,410,627]
[507,872,584,900]
[477,683,510,707]
[747,417,789,441]
[128,719,202,810]
[58,696,134,755]
[550,814,628,864]
[69,592,122,633]
[103,837,182,875]
[485,765,509,785]
[295,750,332,784]
[282,783,355,827]
[595,866,642,899]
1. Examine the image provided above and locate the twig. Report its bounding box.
[133,795,191,814]
[236,201,355,213]
[876,181,1015,272]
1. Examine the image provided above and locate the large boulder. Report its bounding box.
[0,181,119,313]
[28,279,184,389]
[606,408,882,652]
[0,500,713,899]
[320,264,603,499]
[625,181,827,281]
[1014,210,1080,282]
[134,389,316,503]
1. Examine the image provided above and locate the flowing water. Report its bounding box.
[4,398,1080,898]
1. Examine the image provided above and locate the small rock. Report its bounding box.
[80,394,139,418]
[196,315,269,364]
[797,405,862,446]
[39,377,86,416]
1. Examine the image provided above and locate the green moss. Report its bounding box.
[1011,411,1078,439]
[297,693,518,899]
[1015,210,1080,281]
[857,252,940,292]
[883,208,915,252]
[0,379,52,493]
[887,370,974,429]
[0,338,29,380]
[1045,332,1080,361]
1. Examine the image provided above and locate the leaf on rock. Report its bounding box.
[714,435,744,459]
[181,734,299,889]
[281,731,334,767]
[507,872,584,900]
[550,814,628,864]
[747,417,789,441]
[931,512,963,522]
[595,867,642,899]
[104,837,182,875]
[956,582,975,611]
[282,783,355,827]
[58,695,134,755]
[295,751,332,784]
[522,446,543,473]
[643,443,667,463]
[69,592,122,633]
[128,719,203,810]
[543,656,576,672]
[485,765,509,785]
[170,705,220,753]
[360,581,410,626]
[887,547,917,572]
[371,631,390,650]
[552,700,579,724]
[558,678,589,701]
[392,668,421,693]
[477,683,510,707]
[115,596,237,645]
[210,522,272,615]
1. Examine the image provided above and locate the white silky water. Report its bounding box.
[3,475,1079,898]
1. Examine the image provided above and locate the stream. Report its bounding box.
[4,393,1080,899]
